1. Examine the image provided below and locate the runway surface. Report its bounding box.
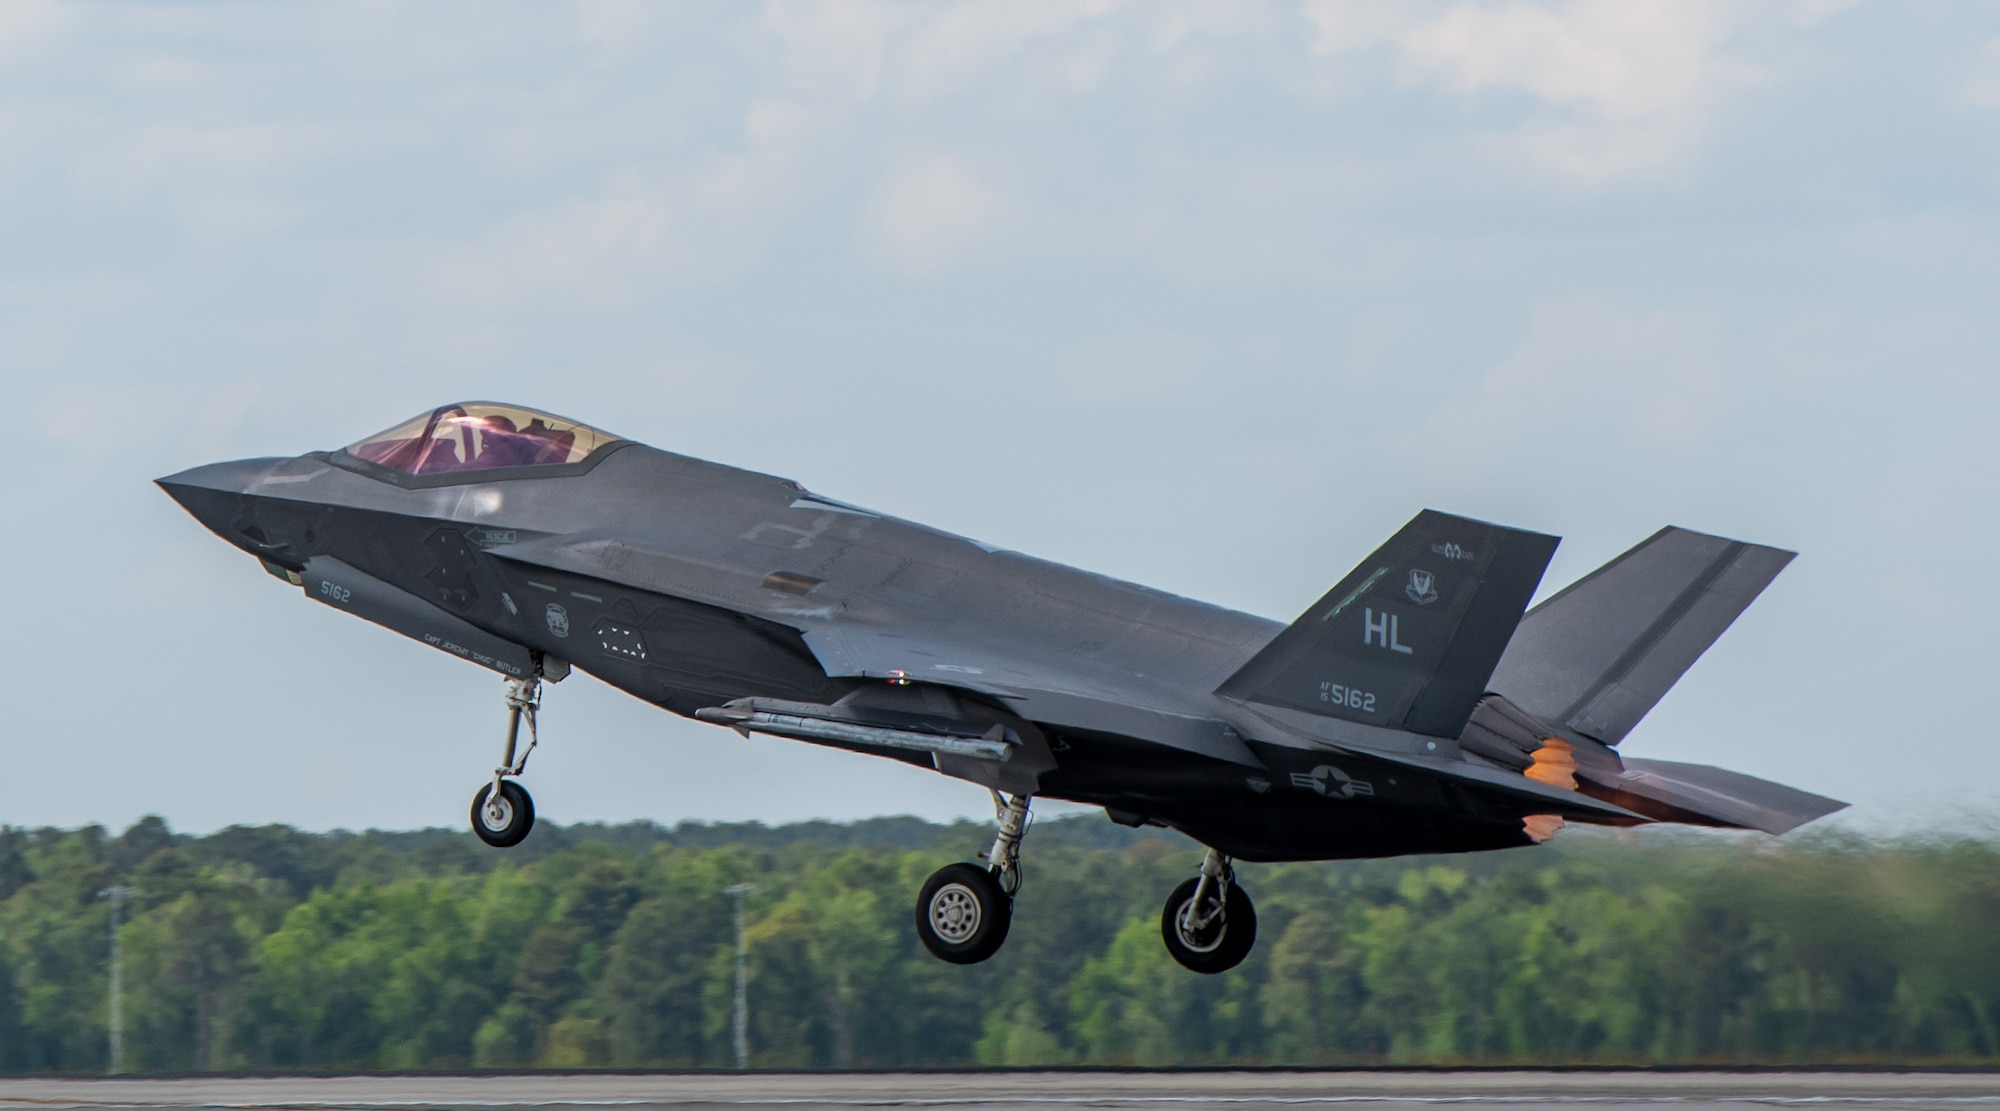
[1,1072,1998,1111]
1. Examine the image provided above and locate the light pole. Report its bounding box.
[98,886,136,1075]
[724,883,757,1070]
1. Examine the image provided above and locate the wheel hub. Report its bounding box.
[929,883,982,943]
[1174,897,1226,953]
[481,794,514,830]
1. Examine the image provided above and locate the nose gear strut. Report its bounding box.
[471,674,543,848]
[498,676,541,782]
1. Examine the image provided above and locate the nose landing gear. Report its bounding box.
[915,792,1030,964]
[471,676,540,848]
[1161,847,1256,974]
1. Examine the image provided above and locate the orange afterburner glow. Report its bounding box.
[1522,738,1579,843]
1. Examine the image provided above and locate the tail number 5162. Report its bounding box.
[1319,682,1375,712]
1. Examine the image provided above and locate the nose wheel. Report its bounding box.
[472,780,535,847]
[471,675,542,848]
[1160,848,1256,974]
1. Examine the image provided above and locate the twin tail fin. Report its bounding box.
[1486,527,1794,745]
[1217,510,1558,739]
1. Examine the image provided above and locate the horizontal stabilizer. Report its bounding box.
[1488,527,1794,745]
[1340,740,1654,824]
[1582,758,1846,835]
[1219,510,1559,739]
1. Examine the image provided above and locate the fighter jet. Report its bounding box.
[159,402,1843,972]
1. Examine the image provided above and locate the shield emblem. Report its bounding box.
[544,603,571,638]
[1406,569,1438,605]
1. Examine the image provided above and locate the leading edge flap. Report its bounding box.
[1218,510,1559,738]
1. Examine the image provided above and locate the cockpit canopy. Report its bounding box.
[344,402,620,477]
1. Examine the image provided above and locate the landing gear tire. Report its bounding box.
[915,862,1012,964]
[1161,875,1257,974]
[471,780,535,848]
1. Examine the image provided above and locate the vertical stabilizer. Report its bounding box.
[1218,510,1559,738]
[1487,527,1794,745]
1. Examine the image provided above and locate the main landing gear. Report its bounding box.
[914,792,1030,964]
[909,801,1260,973]
[1161,847,1256,974]
[471,676,540,848]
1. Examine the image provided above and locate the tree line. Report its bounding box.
[0,813,1996,1071]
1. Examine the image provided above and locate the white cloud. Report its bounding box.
[1305,0,1753,184]
[1962,38,2000,110]
[760,0,1273,113]
[762,0,901,104]
[861,152,1016,272]
[1143,3,1275,54]
[898,0,1121,99]
[1403,1,1729,122]
[1300,0,1420,55]
[0,0,63,54]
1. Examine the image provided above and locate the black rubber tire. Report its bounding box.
[471,781,535,848]
[1160,876,1257,974]
[914,862,1012,964]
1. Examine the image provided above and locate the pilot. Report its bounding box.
[517,418,576,466]
[464,414,536,469]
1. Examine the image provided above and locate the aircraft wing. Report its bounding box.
[486,530,1265,767]
[799,621,1261,766]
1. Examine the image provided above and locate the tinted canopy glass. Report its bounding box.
[345,403,618,477]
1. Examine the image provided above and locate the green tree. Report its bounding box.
[118,850,282,1072]
[595,850,740,1066]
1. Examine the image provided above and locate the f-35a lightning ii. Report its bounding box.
[160,402,1843,972]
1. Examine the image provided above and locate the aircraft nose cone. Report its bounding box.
[156,457,286,542]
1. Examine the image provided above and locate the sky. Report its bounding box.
[1,0,1997,837]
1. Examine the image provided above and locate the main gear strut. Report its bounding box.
[913,791,1033,964]
[1160,846,1257,973]
[983,790,1031,896]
